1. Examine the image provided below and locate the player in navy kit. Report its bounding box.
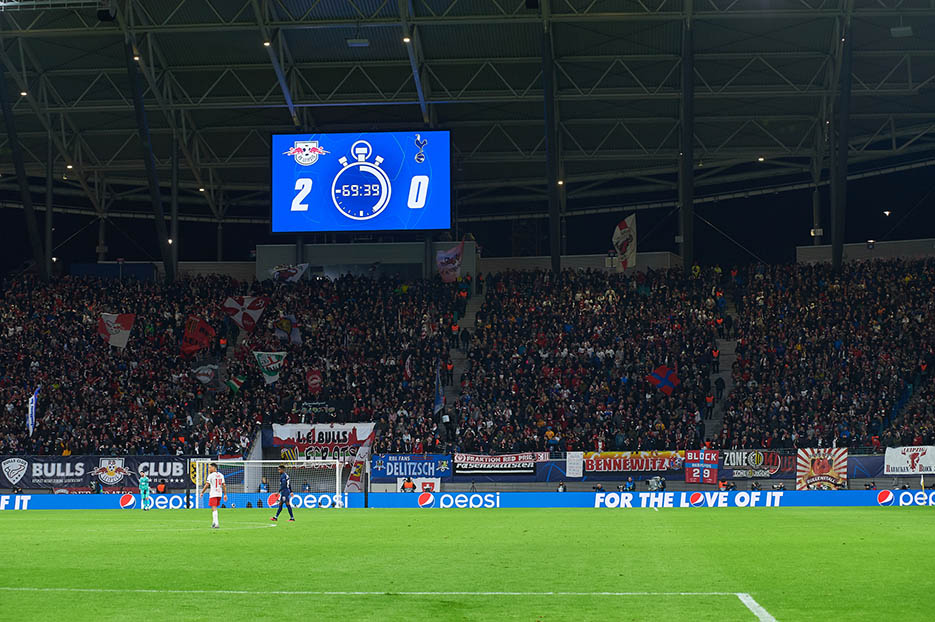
[270,464,295,522]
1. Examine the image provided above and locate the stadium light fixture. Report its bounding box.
[403,36,411,43]
[133,55,140,61]
[19,91,27,97]
[757,157,765,162]
[168,238,174,245]
[346,38,370,48]
[199,187,205,192]
[557,180,564,186]
[883,210,891,216]
[263,41,271,47]
[66,164,73,170]
[52,257,57,263]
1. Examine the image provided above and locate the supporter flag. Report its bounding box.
[274,314,302,345]
[26,385,39,437]
[404,354,413,381]
[226,375,246,393]
[646,365,680,395]
[181,315,215,356]
[306,368,323,396]
[193,364,220,388]
[270,263,309,283]
[222,296,269,332]
[254,351,287,385]
[97,313,135,349]
[612,215,637,271]
[436,241,464,283]
[433,360,444,415]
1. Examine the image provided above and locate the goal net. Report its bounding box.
[191,459,344,509]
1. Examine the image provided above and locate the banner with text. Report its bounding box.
[371,454,452,479]
[685,450,719,484]
[584,451,685,473]
[271,423,375,463]
[884,446,935,475]
[453,452,549,475]
[0,455,196,490]
[796,448,848,490]
[720,450,796,479]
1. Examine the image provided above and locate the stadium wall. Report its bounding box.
[796,238,935,263]
[91,261,256,282]
[477,251,681,274]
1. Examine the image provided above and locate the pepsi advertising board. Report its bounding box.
[271,131,451,233]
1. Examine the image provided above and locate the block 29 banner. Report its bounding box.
[271,131,451,233]
[685,450,719,484]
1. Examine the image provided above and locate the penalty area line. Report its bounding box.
[736,593,778,622]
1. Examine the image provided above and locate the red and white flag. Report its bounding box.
[222,296,269,332]
[306,368,323,395]
[97,313,135,349]
[436,242,464,283]
[612,215,637,271]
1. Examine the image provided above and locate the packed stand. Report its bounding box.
[720,259,935,451]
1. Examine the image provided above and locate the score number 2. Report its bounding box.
[291,175,430,212]
[689,468,712,480]
[291,178,313,211]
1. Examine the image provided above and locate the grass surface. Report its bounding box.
[1,507,932,621]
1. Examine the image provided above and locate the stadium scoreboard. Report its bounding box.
[271,130,451,233]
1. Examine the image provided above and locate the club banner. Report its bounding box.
[0,456,197,489]
[584,451,686,473]
[297,399,352,422]
[222,296,269,332]
[271,423,376,463]
[884,446,935,475]
[796,448,848,490]
[254,351,287,384]
[685,450,719,484]
[453,452,549,475]
[720,450,796,479]
[371,454,452,479]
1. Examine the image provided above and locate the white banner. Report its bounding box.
[885,446,935,475]
[566,452,584,478]
[611,215,636,271]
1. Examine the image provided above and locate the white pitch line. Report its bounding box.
[133,524,277,532]
[736,593,778,622]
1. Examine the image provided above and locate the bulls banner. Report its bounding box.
[97,313,135,348]
[0,455,195,489]
[453,452,549,475]
[584,451,685,473]
[884,446,935,475]
[271,423,375,462]
[685,450,719,484]
[721,450,796,479]
[297,399,351,422]
[436,241,464,283]
[611,214,636,271]
[796,448,848,490]
[372,454,452,479]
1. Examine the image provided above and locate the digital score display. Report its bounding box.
[271,130,451,233]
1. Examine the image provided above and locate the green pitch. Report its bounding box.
[0,507,933,621]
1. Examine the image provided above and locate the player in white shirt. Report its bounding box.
[200,463,227,529]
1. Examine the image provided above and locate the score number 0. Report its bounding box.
[290,176,430,212]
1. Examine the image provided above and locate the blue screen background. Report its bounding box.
[271,131,451,233]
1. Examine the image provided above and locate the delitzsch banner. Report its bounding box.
[453,452,549,475]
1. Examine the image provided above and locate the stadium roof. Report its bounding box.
[1,0,934,226]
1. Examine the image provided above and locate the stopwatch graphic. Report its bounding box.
[331,140,392,220]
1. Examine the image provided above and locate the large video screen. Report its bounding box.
[271,130,451,233]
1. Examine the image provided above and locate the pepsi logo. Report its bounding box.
[267,493,280,507]
[877,490,895,506]
[417,492,435,508]
[689,492,705,507]
[119,493,136,509]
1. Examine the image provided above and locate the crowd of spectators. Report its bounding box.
[2,256,934,459]
[720,259,935,451]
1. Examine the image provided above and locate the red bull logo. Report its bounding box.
[91,458,130,485]
[284,141,329,166]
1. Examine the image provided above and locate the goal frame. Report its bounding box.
[190,458,343,509]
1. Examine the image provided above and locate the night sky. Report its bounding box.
[0,165,932,275]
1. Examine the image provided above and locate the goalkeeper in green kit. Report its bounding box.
[139,470,151,511]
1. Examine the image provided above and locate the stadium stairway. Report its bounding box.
[444,288,485,408]
[705,302,739,442]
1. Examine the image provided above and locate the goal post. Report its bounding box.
[191,459,344,509]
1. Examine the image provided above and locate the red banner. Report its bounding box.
[685,450,719,484]
[181,316,215,356]
[584,451,686,472]
[306,369,323,395]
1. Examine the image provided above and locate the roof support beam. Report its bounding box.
[399,0,431,125]
[251,0,299,127]
[678,0,695,271]
[0,63,47,280]
[831,2,854,273]
[542,0,560,277]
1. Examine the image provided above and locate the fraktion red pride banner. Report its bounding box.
[584,451,686,472]
[453,452,549,474]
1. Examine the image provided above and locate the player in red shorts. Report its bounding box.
[200,463,227,529]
